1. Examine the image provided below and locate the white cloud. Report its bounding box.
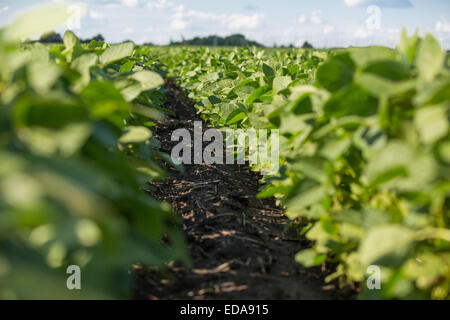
[1,6,9,12]
[298,15,306,24]
[121,0,139,8]
[345,0,364,7]
[436,20,450,33]
[123,27,134,34]
[310,10,322,24]
[387,28,400,34]
[105,4,119,9]
[184,9,215,20]
[323,24,335,34]
[166,5,263,31]
[147,0,174,10]
[224,13,264,29]
[169,5,189,30]
[354,27,373,38]
[170,9,187,30]
[89,10,103,20]
[170,19,187,30]
[344,0,413,7]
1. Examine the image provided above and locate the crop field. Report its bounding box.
[0,7,449,301]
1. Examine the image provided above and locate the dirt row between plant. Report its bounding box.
[132,81,354,300]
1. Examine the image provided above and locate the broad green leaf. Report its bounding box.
[416,33,445,81]
[273,76,292,94]
[353,126,387,155]
[14,98,87,129]
[80,81,130,119]
[413,76,450,106]
[226,112,246,125]
[319,137,351,160]
[287,183,327,212]
[364,141,412,185]
[348,46,399,68]
[131,104,165,121]
[287,86,319,115]
[359,225,413,267]
[316,53,355,92]
[71,53,98,91]
[291,157,330,183]
[363,60,410,81]
[246,85,269,105]
[27,60,61,93]
[414,105,449,144]
[63,31,84,62]
[439,141,450,163]
[403,253,447,289]
[262,63,275,77]
[295,249,326,267]
[323,85,378,118]
[19,123,92,156]
[119,61,136,73]
[100,42,134,66]
[119,71,164,102]
[356,73,415,98]
[130,71,164,91]
[364,141,437,191]
[119,126,152,144]
[208,95,222,105]
[398,28,419,64]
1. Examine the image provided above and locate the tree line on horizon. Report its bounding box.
[35,31,314,49]
[31,31,105,44]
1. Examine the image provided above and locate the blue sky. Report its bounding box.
[0,0,449,48]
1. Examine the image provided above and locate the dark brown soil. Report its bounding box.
[132,81,354,300]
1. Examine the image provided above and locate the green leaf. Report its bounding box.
[273,76,292,94]
[119,60,136,73]
[119,71,164,102]
[364,141,437,191]
[100,42,134,66]
[226,112,246,125]
[208,95,222,105]
[413,77,450,106]
[71,53,98,91]
[295,249,326,267]
[119,126,152,144]
[80,81,130,119]
[416,33,445,81]
[262,63,275,77]
[363,60,410,81]
[246,85,269,105]
[439,141,450,163]
[27,60,61,93]
[398,28,419,64]
[14,97,87,129]
[356,73,415,98]
[130,71,164,91]
[291,157,330,183]
[63,31,84,63]
[19,123,92,156]
[316,53,355,92]
[348,46,399,68]
[359,225,413,267]
[364,141,412,186]
[287,183,327,212]
[414,105,449,144]
[319,137,351,160]
[323,85,378,118]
